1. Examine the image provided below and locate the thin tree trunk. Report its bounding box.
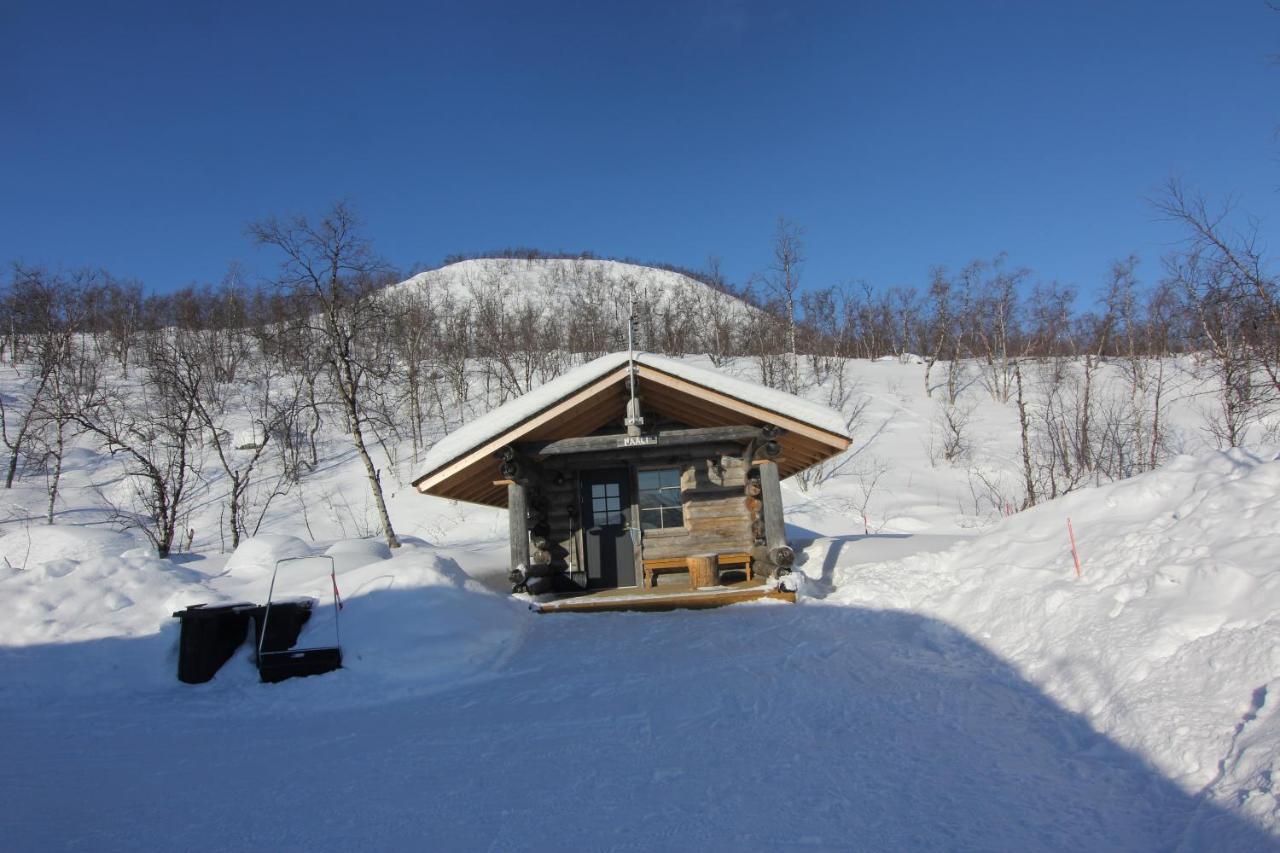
[348,410,400,548]
[229,472,242,550]
[1014,360,1037,508]
[46,422,64,524]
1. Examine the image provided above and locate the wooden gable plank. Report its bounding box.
[416,366,632,494]
[635,366,850,449]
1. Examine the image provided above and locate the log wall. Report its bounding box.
[640,454,753,561]
[541,473,578,574]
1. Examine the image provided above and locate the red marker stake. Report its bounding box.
[1067,517,1082,578]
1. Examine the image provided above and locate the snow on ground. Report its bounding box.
[818,447,1280,837]
[1,352,1279,850]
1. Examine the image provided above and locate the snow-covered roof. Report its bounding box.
[414,352,852,507]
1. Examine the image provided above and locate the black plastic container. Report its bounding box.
[249,598,315,655]
[257,646,343,683]
[251,597,342,683]
[172,602,258,684]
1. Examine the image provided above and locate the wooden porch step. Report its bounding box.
[532,583,795,614]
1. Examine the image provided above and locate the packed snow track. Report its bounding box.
[3,600,1273,851]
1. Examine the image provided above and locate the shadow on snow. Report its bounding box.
[0,593,1275,852]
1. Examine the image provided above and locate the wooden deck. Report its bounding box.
[530,578,795,614]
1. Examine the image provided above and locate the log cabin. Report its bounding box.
[412,353,852,612]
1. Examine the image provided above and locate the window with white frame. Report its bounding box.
[637,467,683,530]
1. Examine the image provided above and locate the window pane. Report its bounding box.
[662,507,684,528]
[657,489,680,508]
[660,468,682,489]
[606,510,624,526]
[639,490,660,509]
[640,509,661,530]
[592,484,605,498]
[637,470,660,491]
[592,498,606,514]
[605,483,619,497]
[606,497,620,511]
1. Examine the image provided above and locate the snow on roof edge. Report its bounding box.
[414,352,851,486]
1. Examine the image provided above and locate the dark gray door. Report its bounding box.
[580,468,636,588]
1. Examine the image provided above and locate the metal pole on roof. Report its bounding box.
[628,291,637,396]
[625,288,644,436]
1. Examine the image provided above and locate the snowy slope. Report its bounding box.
[818,447,1280,835]
[2,349,1279,849]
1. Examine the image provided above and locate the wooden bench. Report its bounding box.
[642,552,752,589]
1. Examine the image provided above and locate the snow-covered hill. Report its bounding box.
[386,257,755,320]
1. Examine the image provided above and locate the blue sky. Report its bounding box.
[2,1,1277,300]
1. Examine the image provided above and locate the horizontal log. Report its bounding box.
[525,575,556,596]
[524,561,567,578]
[642,528,751,559]
[680,484,749,501]
[546,510,578,528]
[644,540,748,561]
[683,496,750,519]
[686,517,752,537]
[525,426,763,458]
[540,442,746,470]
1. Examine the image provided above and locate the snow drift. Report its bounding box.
[0,529,527,706]
[821,448,1280,834]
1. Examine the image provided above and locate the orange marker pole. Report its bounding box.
[1067,517,1082,578]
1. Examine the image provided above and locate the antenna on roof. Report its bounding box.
[625,286,645,436]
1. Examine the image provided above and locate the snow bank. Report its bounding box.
[826,448,1280,833]
[0,530,212,701]
[0,525,140,571]
[305,550,526,697]
[223,533,313,577]
[417,351,851,483]
[324,537,392,572]
[0,528,526,707]
[197,546,527,706]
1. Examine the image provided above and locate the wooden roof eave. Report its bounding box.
[414,366,633,497]
[415,362,851,508]
[632,365,850,453]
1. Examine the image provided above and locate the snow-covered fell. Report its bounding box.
[386,257,754,319]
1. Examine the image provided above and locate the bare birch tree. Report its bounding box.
[248,201,402,548]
